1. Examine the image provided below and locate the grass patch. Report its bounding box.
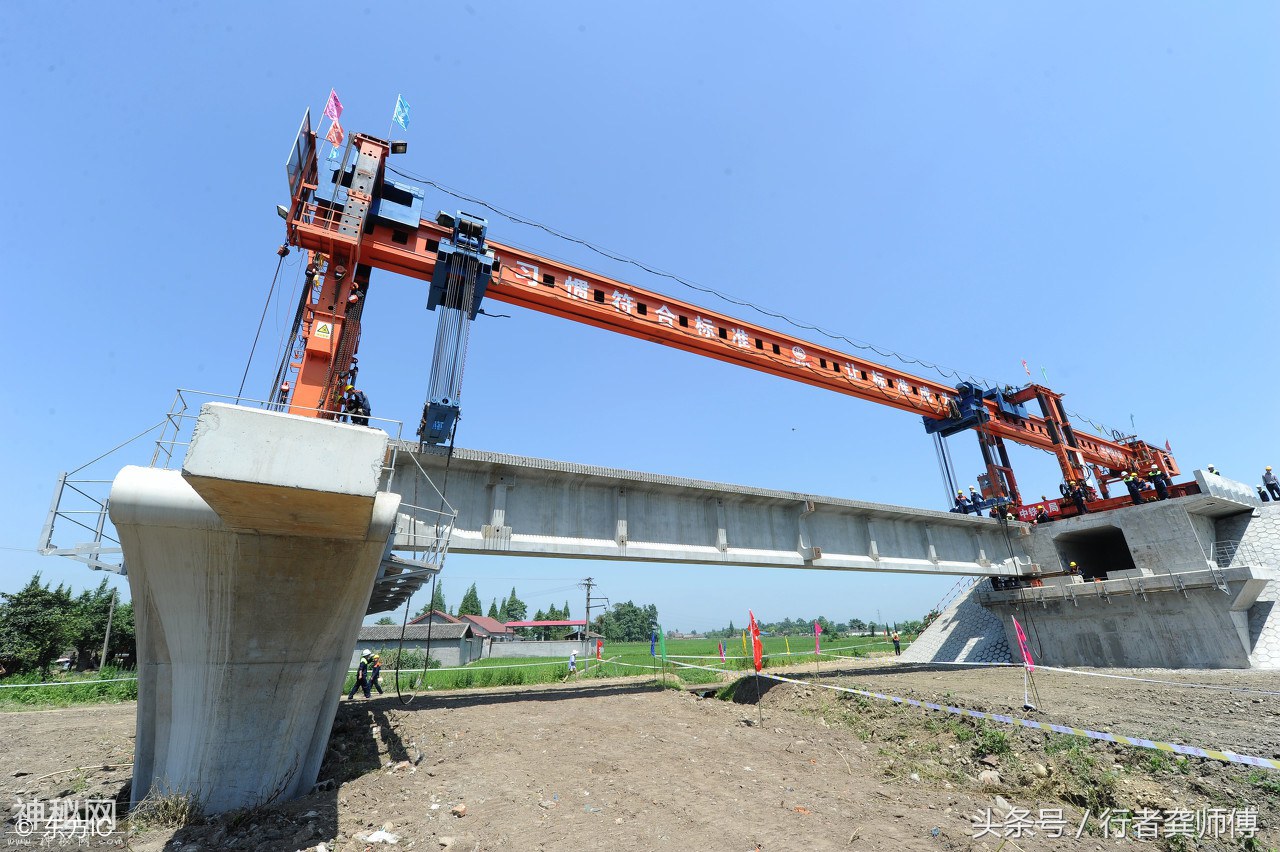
[972,722,1011,758]
[1247,769,1280,796]
[0,667,138,710]
[129,790,203,829]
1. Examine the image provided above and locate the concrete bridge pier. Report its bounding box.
[109,404,399,813]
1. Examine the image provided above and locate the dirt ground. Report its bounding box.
[3,658,1280,851]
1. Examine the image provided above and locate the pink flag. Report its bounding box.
[748,610,762,672]
[323,89,344,121]
[814,620,822,655]
[717,640,725,662]
[325,121,345,146]
[1011,615,1034,672]
[1165,439,1172,454]
[1022,359,1031,377]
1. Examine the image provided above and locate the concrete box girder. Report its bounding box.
[389,445,1033,578]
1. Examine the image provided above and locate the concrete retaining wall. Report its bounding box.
[353,638,484,668]
[900,581,1011,664]
[488,640,593,660]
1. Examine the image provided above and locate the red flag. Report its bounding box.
[326,120,345,146]
[717,640,725,662]
[814,620,822,655]
[1011,615,1034,672]
[323,88,344,121]
[1021,359,1030,377]
[1165,439,1172,454]
[596,639,602,661]
[748,610,763,672]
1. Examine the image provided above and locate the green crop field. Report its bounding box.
[346,634,910,694]
[0,668,138,710]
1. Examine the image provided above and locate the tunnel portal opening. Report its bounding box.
[1052,525,1137,579]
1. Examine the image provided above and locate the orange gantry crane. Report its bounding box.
[275,114,1177,510]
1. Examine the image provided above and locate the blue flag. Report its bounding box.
[649,631,656,657]
[327,145,339,161]
[393,94,410,130]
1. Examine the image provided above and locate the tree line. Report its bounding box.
[400,582,661,643]
[702,614,928,638]
[0,574,134,677]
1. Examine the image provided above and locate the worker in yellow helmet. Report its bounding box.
[345,384,371,427]
[1264,466,1280,501]
[368,653,384,695]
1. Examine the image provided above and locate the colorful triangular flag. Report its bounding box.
[748,610,763,672]
[392,94,410,130]
[1012,615,1035,672]
[323,89,343,121]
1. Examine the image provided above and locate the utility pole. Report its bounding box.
[581,577,594,668]
[100,587,118,672]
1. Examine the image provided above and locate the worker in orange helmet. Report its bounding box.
[1264,466,1280,501]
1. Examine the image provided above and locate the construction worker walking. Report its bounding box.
[891,630,901,656]
[348,651,372,700]
[369,653,384,695]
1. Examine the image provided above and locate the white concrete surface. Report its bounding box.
[110,405,400,813]
[392,445,1035,578]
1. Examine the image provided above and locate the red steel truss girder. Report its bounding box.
[289,198,1174,479]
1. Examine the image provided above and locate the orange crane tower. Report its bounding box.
[276,115,1177,508]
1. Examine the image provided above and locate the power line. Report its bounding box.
[386,166,1000,390]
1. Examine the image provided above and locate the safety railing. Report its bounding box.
[150,389,404,490]
[1209,540,1262,570]
[38,472,123,573]
[929,575,979,616]
[41,389,420,579]
[295,199,352,237]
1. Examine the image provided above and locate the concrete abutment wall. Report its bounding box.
[905,495,1280,670]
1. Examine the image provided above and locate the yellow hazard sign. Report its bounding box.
[315,322,333,340]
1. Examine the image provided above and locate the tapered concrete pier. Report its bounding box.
[110,404,399,812]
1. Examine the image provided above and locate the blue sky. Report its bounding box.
[3,2,1277,633]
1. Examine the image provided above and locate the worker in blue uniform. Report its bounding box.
[348,651,372,699]
[345,385,371,427]
[1148,467,1170,500]
[1069,481,1088,515]
[1123,472,1143,505]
